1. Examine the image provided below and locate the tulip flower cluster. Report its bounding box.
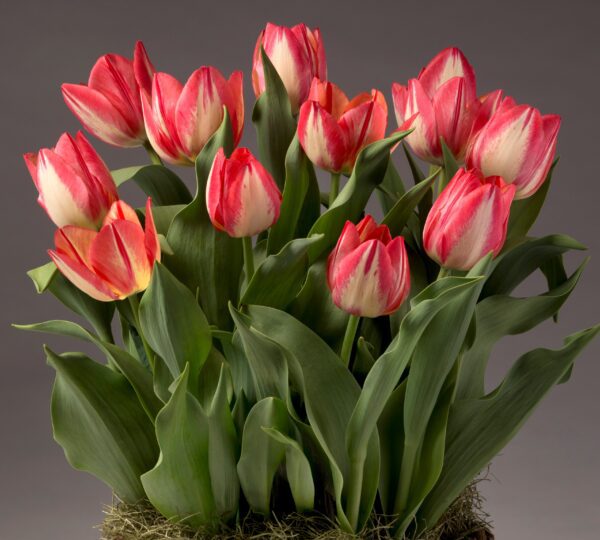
[18,23,596,540]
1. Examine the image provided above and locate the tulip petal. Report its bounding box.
[23,152,40,190]
[327,220,361,290]
[419,47,476,102]
[102,200,141,228]
[308,78,349,119]
[356,214,392,244]
[385,237,410,311]
[228,70,245,146]
[133,41,156,95]
[206,148,228,231]
[54,226,97,267]
[143,198,161,264]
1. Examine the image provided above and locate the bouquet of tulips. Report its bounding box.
[18,23,598,539]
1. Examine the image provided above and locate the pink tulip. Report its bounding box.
[206,148,282,237]
[62,41,155,148]
[23,132,118,229]
[392,47,482,164]
[49,198,161,301]
[327,216,410,318]
[141,66,244,165]
[297,78,388,174]
[466,99,561,199]
[252,23,327,113]
[423,168,516,270]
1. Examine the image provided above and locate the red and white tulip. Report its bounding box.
[62,41,155,148]
[423,168,516,270]
[252,23,327,113]
[49,198,160,301]
[206,148,282,238]
[141,66,244,165]
[466,99,561,199]
[23,132,118,229]
[297,78,388,174]
[392,47,481,164]
[327,216,410,318]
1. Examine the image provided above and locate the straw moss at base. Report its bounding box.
[99,483,493,540]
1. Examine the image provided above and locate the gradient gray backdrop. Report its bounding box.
[1,1,598,538]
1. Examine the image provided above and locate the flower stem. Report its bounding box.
[341,315,360,368]
[128,294,155,370]
[437,266,450,280]
[329,172,341,206]
[242,236,255,283]
[144,141,164,166]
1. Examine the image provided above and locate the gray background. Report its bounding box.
[1,0,598,538]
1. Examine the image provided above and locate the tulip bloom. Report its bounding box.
[141,67,244,165]
[423,168,516,271]
[297,78,388,174]
[393,47,483,164]
[49,198,160,301]
[327,216,410,318]
[206,148,282,238]
[466,100,561,199]
[252,23,326,113]
[62,41,155,148]
[23,132,118,229]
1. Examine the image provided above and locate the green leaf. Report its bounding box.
[139,263,212,391]
[402,143,431,224]
[141,366,217,528]
[241,235,325,309]
[27,261,56,293]
[417,325,600,530]
[145,204,185,236]
[165,113,243,329]
[377,160,406,214]
[46,348,158,502]
[252,48,296,189]
[440,138,459,183]
[112,165,192,205]
[307,130,413,262]
[267,135,321,254]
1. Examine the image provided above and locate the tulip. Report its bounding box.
[466,99,561,199]
[298,78,388,175]
[62,41,155,148]
[327,215,410,318]
[252,23,326,113]
[423,168,516,271]
[141,67,244,165]
[49,198,160,301]
[206,148,282,238]
[23,132,118,229]
[392,47,481,164]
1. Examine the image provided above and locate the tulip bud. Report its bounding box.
[253,23,327,113]
[62,41,155,148]
[392,47,480,164]
[298,78,387,174]
[48,198,160,301]
[466,100,561,199]
[423,168,516,270]
[327,216,410,318]
[206,148,282,237]
[23,132,118,229]
[141,67,244,165]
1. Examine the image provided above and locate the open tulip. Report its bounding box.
[424,168,516,271]
[393,47,482,164]
[298,78,388,175]
[252,22,326,113]
[466,100,561,199]
[206,148,282,238]
[327,216,410,318]
[62,41,155,148]
[23,132,118,229]
[141,67,244,165]
[49,198,160,301]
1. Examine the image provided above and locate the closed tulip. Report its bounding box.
[49,198,160,301]
[297,78,388,174]
[141,66,244,165]
[393,47,483,164]
[423,168,516,270]
[206,148,282,238]
[62,41,155,148]
[466,99,561,199]
[23,132,118,229]
[327,216,410,318]
[252,23,326,113]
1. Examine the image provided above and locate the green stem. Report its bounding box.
[128,294,155,370]
[242,236,255,282]
[341,315,360,368]
[144,141,164,166]
[437,266,450,280]
[329,172,341,206]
